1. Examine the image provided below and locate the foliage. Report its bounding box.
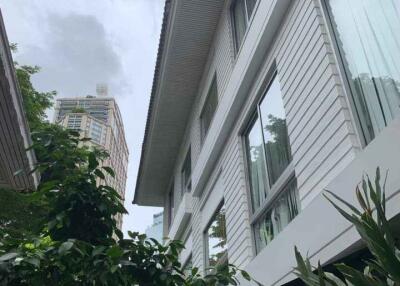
[0,127,250,285]
[294,168,400,286]
[11,43,55,130]
[0,44,251,285]
[71,107,86,113]
[0,188,48,238]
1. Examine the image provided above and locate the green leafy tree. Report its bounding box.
[0,45,251,285]
[294,168,400,286]
[11,43,55,130]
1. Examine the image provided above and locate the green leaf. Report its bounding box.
[102,166,115,178]
[58,241,74,255]
[107,246,123,259]
[241,270,251,281]
[88,152,98,170]
[0,252,18,261]
[94,169,105,180]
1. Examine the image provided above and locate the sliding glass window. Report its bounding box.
[231,0,259,52]
[325,0,400,144]
[244,74,299,253]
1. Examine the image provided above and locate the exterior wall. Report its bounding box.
[162,0,397,284]
[0,11,38,190]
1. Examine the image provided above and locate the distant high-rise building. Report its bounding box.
[145,212,163,243]
[54,95,129,229]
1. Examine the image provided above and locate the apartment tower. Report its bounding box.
[54,89,129,229]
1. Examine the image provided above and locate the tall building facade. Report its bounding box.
[54,95,129,228]
[0,10,38,191]
[134,0,400,285]
[145,212,163,243]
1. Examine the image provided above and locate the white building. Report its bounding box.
[54,95,129,229]
[134,0,400,285]
[145,212,164,243]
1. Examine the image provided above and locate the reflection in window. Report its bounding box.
[200,76,218,142]
[245,116,268,209]
[325,0,400,144]
[259,78,292,185]
[181,149,192,194]
[205,204,227,270]
[244,74,299,252]
[254,180,299,252]
[231,0,259,52]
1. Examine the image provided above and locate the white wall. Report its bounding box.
[163,0,389,283]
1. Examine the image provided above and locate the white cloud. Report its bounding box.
[0,0,164,234]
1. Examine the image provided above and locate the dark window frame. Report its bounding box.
[200,75,219,143]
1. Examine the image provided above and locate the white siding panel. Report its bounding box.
[166,0,362,277]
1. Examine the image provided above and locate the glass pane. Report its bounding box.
[233,0,247,51]
[259,76,292,186]
[246,0,257,19]
[254,180,299,252]
[181,149,191,193]
[201,77,218,140]
[326,0,400,144]
[245,116,269,209]
[206,204,227,269]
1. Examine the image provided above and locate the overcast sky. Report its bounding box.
[0,0,164,235]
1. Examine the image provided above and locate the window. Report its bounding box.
[324,0,400,145]
[90,121,103,144]
[244,73,299,252]
[182,255,193,277]
[200,76,218,142]
[231,0,258,52]
[205,203,227,271]
[181,148,192,194]
[168,185,174,229]
[67,115,82,130]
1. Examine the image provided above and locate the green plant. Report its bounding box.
[0,126,251,285]
[294,168,400,286]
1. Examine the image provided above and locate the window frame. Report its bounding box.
[168,184,174,230]
[241,71,297,253]
[203,201,228,272]
[181,148,192,196]
[200,74,219,143]
[230,0,260,56]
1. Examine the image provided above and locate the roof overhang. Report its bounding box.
[134,0,224,206]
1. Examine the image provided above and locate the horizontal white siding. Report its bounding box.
[165,0,361,279]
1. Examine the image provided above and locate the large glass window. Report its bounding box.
[254,179,299,252]
[200,76,218,142]
[231,0,259,52]
[181,148,192,195]
[205,203,227,271]
[325,0,400,144]
[244,74,299,252]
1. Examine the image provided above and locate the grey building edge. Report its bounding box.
[134,0,225,206]
[0,9,39,190]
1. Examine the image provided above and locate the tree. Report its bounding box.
[11,43,55,130]
[0,45,251,285]
[294,168,400,286]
